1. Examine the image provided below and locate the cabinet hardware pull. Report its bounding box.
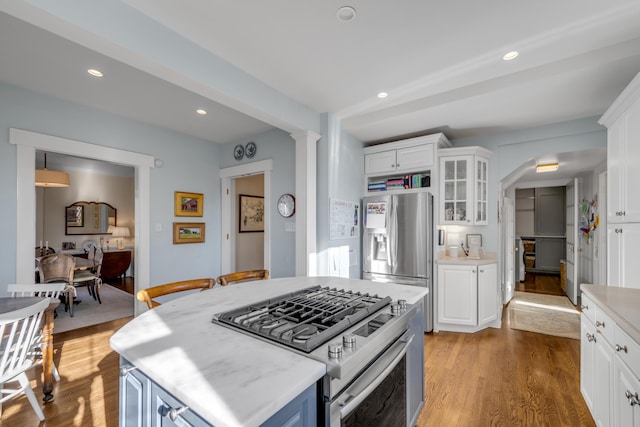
[119,366,138,376]
[596,321,605,327]
[472,270,476,273]
[615,344,628,353]
[586,333,596,342]
[581,304,588,310]
[625,390,640,406]
[160,405,191,424]
[480,269,484,273]
[396,163,400,167]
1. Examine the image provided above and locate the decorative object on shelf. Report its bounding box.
[233,144,245,160]
[277,193,296,218]
[173,222,205,244]
[35,152,70,187]
[579,195,599,242]
[239,194,265,232]
[245,141,257,158]
[174,191,203,217]
[62,241,76,250]
[108,225,130,250]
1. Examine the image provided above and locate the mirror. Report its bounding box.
[65,201,116,235]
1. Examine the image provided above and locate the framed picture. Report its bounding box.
[66,205,84,227]
[239,194,264,233]
[175,191,203,217]
[467,234,482,247]
[173,222,205,244]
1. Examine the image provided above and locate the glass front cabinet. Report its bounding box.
[439,147,491,225]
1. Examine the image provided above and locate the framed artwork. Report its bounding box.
[173,222,205,244]
[239,194,264,233]
[175,191,203,217]
[66,205,84,227]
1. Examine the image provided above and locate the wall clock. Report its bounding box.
[277,193,295,218]
[245,141,257,158]
[233,144,245,160]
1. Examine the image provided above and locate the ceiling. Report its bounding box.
[3,1,640,180]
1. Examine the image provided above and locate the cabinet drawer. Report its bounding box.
[614,324,640,379]
[581,293,595,325]
[595,305,615,345]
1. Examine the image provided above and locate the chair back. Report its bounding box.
[86,245,96,261]
[0,298,50,382]
[94,248,104,277]
[8,283,67,299]
[37,253,75,284]
[217,270,269,286]
[136,278,216,309]
[35,247,55,257]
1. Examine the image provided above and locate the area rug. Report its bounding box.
[508,291,580,340]
[54,284,134,333]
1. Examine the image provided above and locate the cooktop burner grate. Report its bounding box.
[212,286,391,352]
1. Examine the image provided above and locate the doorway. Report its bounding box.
[234,174,265,271]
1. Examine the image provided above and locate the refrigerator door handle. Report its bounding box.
[389,199,398,269]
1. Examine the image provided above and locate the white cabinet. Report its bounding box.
[364,133,450,194]
[613,354,640,426]
[437,262,497,328]
[438,147,490,225]
[607,223,640,289]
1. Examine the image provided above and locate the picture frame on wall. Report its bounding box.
[239,194,264,233]
[174,191,203,217]
[173,222,205,244]
[66,205,84,227]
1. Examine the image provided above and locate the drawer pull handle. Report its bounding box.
[581,304,589,311]
[586,333,596,343]
[596,321,605,328]
[625,390,640,406]
[119,366,138,376]
[615,344,628,353]
[160,405,191,424]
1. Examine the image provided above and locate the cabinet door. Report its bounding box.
[477,263,497,324]
[152,384,209,427]
[261,384,317,427]
[607,223,640,288]
[474,157,489,225]
[437,264,477,325]
[581,319,596,415]
[622,101,640,223]
[440,156,473,224]
[607,120,624,223]
[396,143,434,172]
[365,150,397,175]
[120,365,151,427]
[613,355,640,427]
[593,335,614,427]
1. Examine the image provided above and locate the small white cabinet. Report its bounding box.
[607,223,640,289]
[438,147,490,225]
[437,262,497,328]
[365,143,434,175]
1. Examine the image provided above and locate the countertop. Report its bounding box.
[581,284,640,344]
[436,254,497,266]
[110,276,428,427]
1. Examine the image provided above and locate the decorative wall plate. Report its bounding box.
[245,141,257,158]
[233,144,245,160]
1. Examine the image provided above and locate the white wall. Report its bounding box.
[235,174,264,271]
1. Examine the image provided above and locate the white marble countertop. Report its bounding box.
[110,276,428,427]
[581,284,640,343]
[436,254,497,266]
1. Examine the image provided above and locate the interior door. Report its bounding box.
[503,197,515,303]
[566,179,579,305]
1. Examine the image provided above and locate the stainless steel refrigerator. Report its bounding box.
[362,192,433,332]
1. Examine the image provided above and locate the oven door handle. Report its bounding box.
[339,332,414,418]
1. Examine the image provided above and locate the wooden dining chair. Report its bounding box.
[136,278,216,310]
[0,298,51,421]
[37,253,76,316]
[73,247,104,304]
[216,269,269,286]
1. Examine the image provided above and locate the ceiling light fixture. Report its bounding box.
[503,51,519,61]
[536,163,559,173]
[87,69,104,77]
[377,92,388,99]
[35,152,70,187]
[336,6,356,23]
[196,109,207,115]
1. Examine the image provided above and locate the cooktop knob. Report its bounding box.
[343,334,356,348]
[390,302,401,315]
[398,299,407,310]
[328,343,343,359]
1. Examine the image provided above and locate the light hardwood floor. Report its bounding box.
[4,306,593,426]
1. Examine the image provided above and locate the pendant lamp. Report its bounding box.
[35,153,70,187]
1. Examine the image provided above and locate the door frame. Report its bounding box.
[219,160,273,275]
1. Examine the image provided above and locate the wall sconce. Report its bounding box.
[536,163,559,173]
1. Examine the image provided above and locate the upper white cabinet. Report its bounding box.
[600,72,640,224]
[364,133,450,194]
[438,146,491,225]
[607,223,640,289]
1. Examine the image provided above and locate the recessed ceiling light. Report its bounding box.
[337,6,356,23]
[87,69,103,77]
[502,51,519,61]
[377,92,388,99]
[196,109,207,115]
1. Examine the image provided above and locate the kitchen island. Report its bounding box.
[110,276,427,427]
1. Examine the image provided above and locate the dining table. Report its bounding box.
[0,296,59,402]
